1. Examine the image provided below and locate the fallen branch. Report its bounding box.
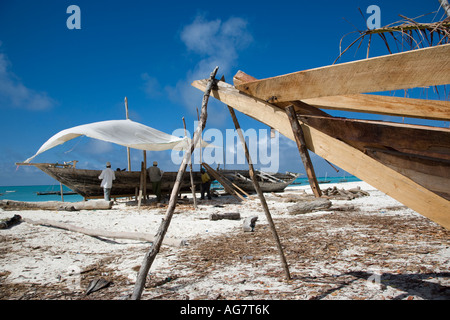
[23,218,186,247]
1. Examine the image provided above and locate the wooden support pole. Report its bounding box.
[125,97,131,172]
[138,161,145,210]
[227,105,291,280]
[130,66,219,300]
[285,105,322,198]
[143,151,147,200]
[59,183,64,202]
[183,117,197,209]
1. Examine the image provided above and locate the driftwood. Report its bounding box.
[322,186,369,200]
[0,200,113,211]
[23,218,186,247]
[287,198,332,215]
[0,214,22,229]
[86,278,112,295]
[209,212,240,221]
[243,216,258,232]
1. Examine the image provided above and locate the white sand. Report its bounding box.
[1,181,449,300]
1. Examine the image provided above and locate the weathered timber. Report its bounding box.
[287,198,332,215]
[0,199,113,211]
[209,212,241,220]
[235,44,450,102]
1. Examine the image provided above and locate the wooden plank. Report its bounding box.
[234,71,331,117]
[285,105,322,197]
[234,44,450,102]
[302,94,450,121]
[297,115,450,161]
[234,70,450,123]
[191,79,450,230]
[365,148,450,200]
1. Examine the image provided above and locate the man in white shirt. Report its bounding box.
[99,162,115,201]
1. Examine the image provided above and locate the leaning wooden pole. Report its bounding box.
[227,105,291,280]
[130,66,219,300]
[285,105,322,198]
[183,117,197,209]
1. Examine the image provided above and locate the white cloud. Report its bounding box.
[0,50,56,111]
[141,73,162,98]
[165,15,253,118]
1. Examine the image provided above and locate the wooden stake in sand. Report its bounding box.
[130,66,219,300]
[227,105,291,280]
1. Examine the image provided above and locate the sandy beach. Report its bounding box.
[0,181,449,300]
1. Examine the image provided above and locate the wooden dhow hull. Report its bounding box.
[192,46,450,229]
[29,163,203,200]
[219,170,299,193]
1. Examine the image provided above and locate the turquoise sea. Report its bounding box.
[1,176,361,203]
[0,185,84,203]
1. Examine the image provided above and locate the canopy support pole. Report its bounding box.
[183,117,197,210]
[125,97,131,171]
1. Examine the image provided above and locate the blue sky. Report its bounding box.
[0,0,448,186]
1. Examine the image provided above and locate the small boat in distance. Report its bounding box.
[318,172,330,183]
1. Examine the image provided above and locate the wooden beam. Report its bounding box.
[297,115,450,161]
[285,105,322,197]
[235,44,450,102]
[303,94,450,121]
[234,70,331,118]
[191,79,450,230]
[234,70,450,121]
[365,147,450,200]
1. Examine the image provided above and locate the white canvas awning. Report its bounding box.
[24,119,215,163]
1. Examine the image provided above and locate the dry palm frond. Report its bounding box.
[335,13,450,64]
[335,11,450,101]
